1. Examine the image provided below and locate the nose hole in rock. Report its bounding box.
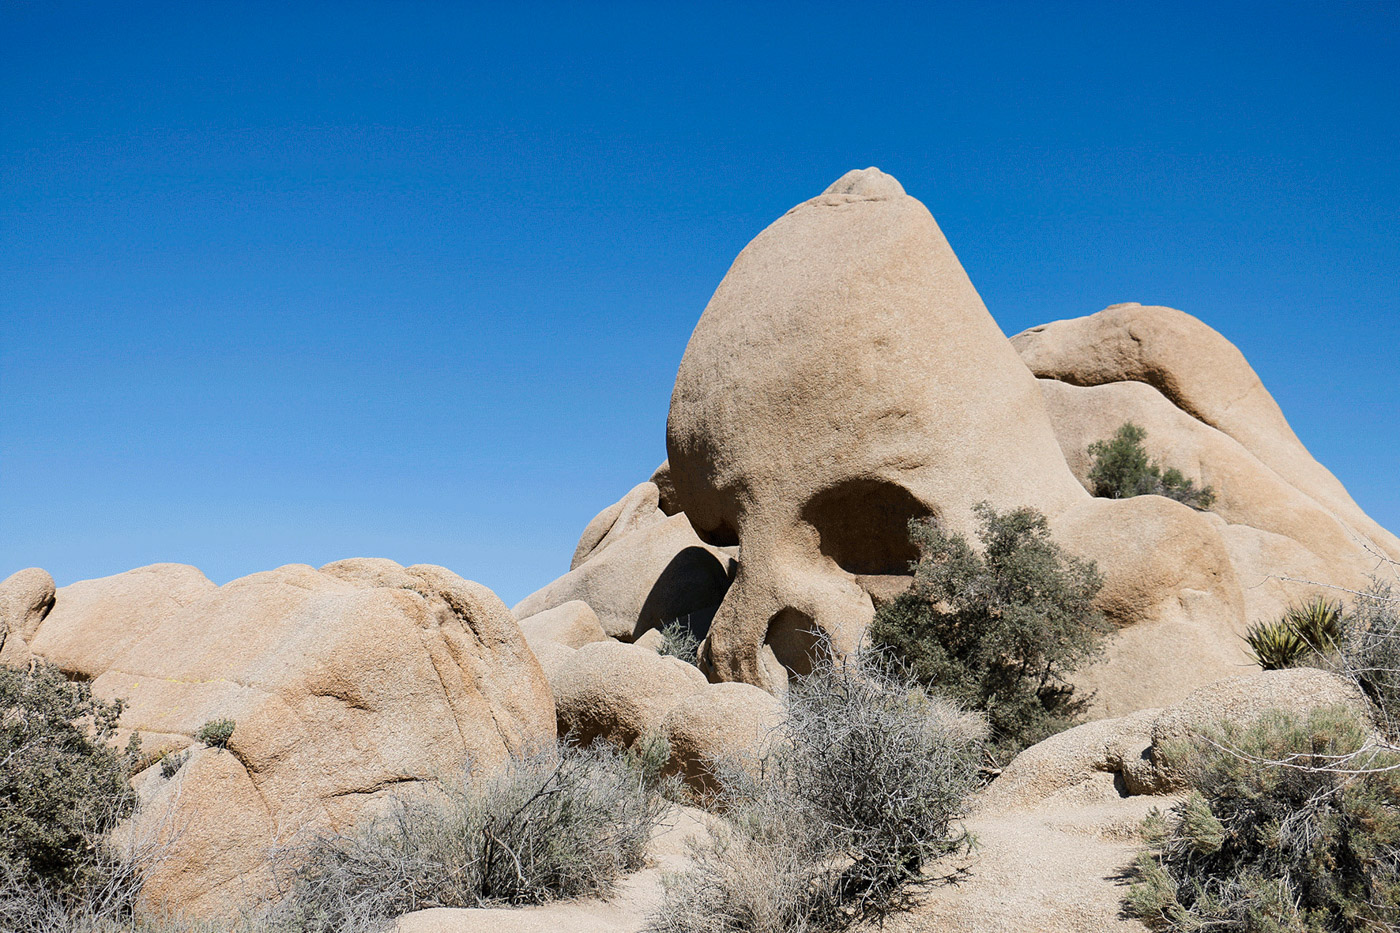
[765,607,833,679]
[800,478,934,576]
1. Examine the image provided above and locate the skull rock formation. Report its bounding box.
[665,167,1087,691]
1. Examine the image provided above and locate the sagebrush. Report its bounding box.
[1125,705,1400,932]
[648,654,985,933]
[870,503,1107,763]
[270,739,665,931]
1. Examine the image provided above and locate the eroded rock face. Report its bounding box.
[22,559,556,919]
[666,167,1085,691]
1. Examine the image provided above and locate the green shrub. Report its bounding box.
[158,750,189,780]
[194,718,235,749]
[1245,596,1344,671]
[1087,422,1216,510]
[0,662,136,897]
[869,504,1108,764]
[271,739,665,930]
[1125,705,1400,932]
[647,654,985,933]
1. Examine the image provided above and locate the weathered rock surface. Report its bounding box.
[659,681,781,794]
[1051,495,1248,715]
[552,640,707,747]
[667,167,1085,692]
[518,599,609,650]
[21,559,556,918]
[0,566,56,664]
[514,508,733,643]
[28,563,217,676]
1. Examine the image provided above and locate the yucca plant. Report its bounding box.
[1244,596,1345,671]
[1284,596,1343,655]
[1244,617,1310,671]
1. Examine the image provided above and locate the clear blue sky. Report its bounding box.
[3,2,1396,605]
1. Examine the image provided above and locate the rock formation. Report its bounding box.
[14,559,556,917]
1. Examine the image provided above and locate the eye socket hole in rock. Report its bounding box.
[765,607,833,679]
[801,479,933,576]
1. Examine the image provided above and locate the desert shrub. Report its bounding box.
[657,617,703,666]
[0,661,136,899]
[1337,580,1400,739]
[647,654,985,933]
[1087,422,1216,510]
[1245,597,1344,671]
[869,503,1108,764]
[194,718,235,749]
[271,739,664,931]
[158,751,189,780]
[1125,704,1400,932]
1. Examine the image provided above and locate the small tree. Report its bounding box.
[1087,422,1216,510]
[0,662,135,897]
[869,504,1108,765]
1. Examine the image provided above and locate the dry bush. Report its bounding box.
[648,653,985,933]
[265,739,665,932]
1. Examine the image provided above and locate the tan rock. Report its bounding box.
[518,600,609,650]
[553,641,707,748]
[513,513,733,642]
[0,567,56,664]
[666,168,1086,692]
[570,482,667,571]
[1013,303,1400,562]
[660,682,781,794]
[1051,495,1248,716]
[650,460,683,516]
[1037,377,1383,627]
[979,708,1158,812]
[29,563,216,677]
[528,639,577,689]
[25,559,555,919]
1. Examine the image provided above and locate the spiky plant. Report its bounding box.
[1284,596,1343,655]
[1244,617,1310,671]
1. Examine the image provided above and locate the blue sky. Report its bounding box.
[2,2,1396,605]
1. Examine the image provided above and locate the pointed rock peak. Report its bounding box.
[822,167,906,199]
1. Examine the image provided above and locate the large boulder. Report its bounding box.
[659,681,781,795]
[551,641,707,747]
[514,507,733,643]
[570,481,667,571]
[0,567,56,664]
[28,563,217,676]
[1051,495,1248,715]
[518,600,610,650]
[21,559,556,919]
[1034,376,1386,626]
[666,167,1086,691]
